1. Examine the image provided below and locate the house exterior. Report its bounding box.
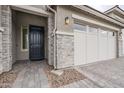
[104,5,124,56]
[0,5,124,74]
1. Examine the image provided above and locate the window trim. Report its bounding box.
[21,25,29,52]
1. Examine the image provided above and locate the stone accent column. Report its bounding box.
[121,29,124,56]
[0,6,1,26]
[48,13,54,65]
[119,39,123,57]
[0,29,3,74]
[56,32,74,69]
[0,6,3,74]
[118,31,123,57]
[1,5,12,72]
[116,30,123,58]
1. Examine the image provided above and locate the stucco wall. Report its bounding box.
[56,6,120,33]
[15,11,48,60]
[57,6,74,33]
[30,5,47,11]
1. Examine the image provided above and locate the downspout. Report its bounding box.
[47,5,57,69]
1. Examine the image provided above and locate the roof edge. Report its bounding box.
[104,5,119,14]
[72,5,124,28]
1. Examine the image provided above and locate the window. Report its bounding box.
[108,31,116,36]
[21,25,28,51]
[89,26,97,34]
[73,24,86,31]
[100,30,108,37]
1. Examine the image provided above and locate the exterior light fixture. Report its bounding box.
[119,31,122,36]
[113,32,115,36]
[119,31,122,39]
[65,17,70,25]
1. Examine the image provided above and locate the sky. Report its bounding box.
[89,5,124,12]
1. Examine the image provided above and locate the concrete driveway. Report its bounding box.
[62,57,124,88]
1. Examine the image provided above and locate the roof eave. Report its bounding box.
[72,5,124,28]
[104,5,119,14]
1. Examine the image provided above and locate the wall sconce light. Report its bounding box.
[119,31,122,36]
[119,31,122,39]
[65,17,70,25]
[113,32,115,36]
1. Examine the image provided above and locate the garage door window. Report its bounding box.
[101,30,108,37]
[108,31,116,37]
[89,27,97,34]
[74,24,86,31]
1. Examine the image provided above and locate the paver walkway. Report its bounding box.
[62,57,124,88]
[11,57,124,88]
[12,61,49,88]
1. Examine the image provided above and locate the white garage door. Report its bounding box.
[74,24,87,65]
[108,31,116,59]
[99,30,108,61]
[87,27,98,63]
[74,24,116,66]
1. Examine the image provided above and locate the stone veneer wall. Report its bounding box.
[48,13,54,65]
[0,31,3,73]
[121,29,124,56]
[0,5,12,74]
[119,36,123,57]
[56,33,74,69]
[0,6,2,73]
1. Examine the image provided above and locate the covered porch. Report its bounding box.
[11,6,53,65]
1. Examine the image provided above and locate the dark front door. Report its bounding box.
[29,25,44,61]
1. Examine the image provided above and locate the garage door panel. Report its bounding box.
[74,30,86,66]
[99,30,108,61]
[108,32,116,59]
[87,35,98,63]
[108,38,116,59]
[99,38,108,61]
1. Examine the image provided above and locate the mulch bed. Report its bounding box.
[0,70,17,88]
[44,65,86,88]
